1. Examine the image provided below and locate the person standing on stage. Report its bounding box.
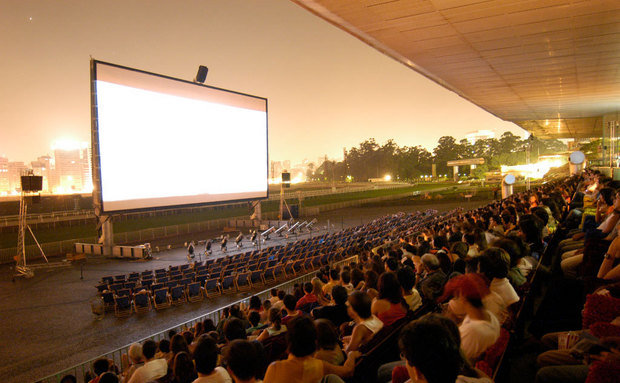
[187,241,195,261]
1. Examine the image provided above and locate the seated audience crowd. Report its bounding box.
[75,170,620,383]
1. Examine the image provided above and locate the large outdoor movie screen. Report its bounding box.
[92,61,268,213]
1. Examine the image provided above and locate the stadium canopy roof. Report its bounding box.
[291,0,620,139]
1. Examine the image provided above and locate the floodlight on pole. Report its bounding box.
[14,170,47,279]
[569,151,585,175]
[501,174,516,199]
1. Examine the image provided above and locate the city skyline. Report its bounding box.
[0,141,92,195]
[0,0,526,167]
[0,126,513,194]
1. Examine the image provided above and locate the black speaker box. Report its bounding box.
[196,65,208,83]
[21,176,43,192]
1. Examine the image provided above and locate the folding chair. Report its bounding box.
[101,291,115,312]
[128,272,140,280]
[133,291,151,313]
[124,281,137,291]
[196,275,208,286]
[236,272,252,291]
[311,255,322,269]
[116,288,131,298]
[186,282,204,303]
[141,270,153,278]
[302,258,313,273]
[113,274,126,283]
[204,278,221,298]
[262,267,276,285]
[114,295,132,318]
[166,281,178,290]
[109,283,124,294]
[95,283,108,293]
[141,279,154,289]
[154,268,167,275]
[292,260,304,274]
[152,288,171,310]
[221,275,236,293]
[272,265,286,281]
[250,270,264,287]
[170,270,182,279]
[183,272,196,281]
[170,285,187,305]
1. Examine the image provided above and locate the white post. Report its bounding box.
[101,216,114,256]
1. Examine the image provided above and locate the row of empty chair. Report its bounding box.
[98,210,449,317]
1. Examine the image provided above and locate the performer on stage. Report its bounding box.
[143,243,153,260]
[187,241,195,262]
[235,232,244,248]
[205,239,212,256]
[221,235,228,252]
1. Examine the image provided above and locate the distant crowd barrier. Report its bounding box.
[0,183,411,228]
[74,243,104,256]
[0,214,279,264]
[0,184,483,264]
[0,209,94,228]
[227,219,287,230]
[112,245,147,259]
[74,243,147,259]
[37,255,358,383]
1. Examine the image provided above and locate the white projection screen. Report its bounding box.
[91,61,268,213]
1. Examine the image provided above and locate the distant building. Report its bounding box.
[465,130,495,144]
[52,146,91,193]
[8,161,27,193]
[0,157,9,193]
[31,155,53,192]
[270,160,283,180]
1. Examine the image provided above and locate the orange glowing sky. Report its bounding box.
[0,0,525,164]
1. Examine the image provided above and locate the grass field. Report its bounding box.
[0,182,460,249]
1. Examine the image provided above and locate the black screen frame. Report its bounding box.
[90,59,269,215]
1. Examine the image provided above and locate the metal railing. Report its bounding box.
[37,255,358,383]
[0,209,94,227]
[0,184,413,227]
[266,183,412,201]
[0,185,417,263]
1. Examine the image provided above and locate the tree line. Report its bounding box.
[311,132,566,182]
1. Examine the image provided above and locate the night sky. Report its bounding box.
[0,0,525,164]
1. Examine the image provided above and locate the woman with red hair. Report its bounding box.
[441,274,500,362]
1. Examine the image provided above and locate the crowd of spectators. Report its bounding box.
[67,170,620,383]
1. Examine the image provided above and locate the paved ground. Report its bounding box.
[0,198,489,383]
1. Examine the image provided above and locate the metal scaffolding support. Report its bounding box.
[14,190,33,278]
